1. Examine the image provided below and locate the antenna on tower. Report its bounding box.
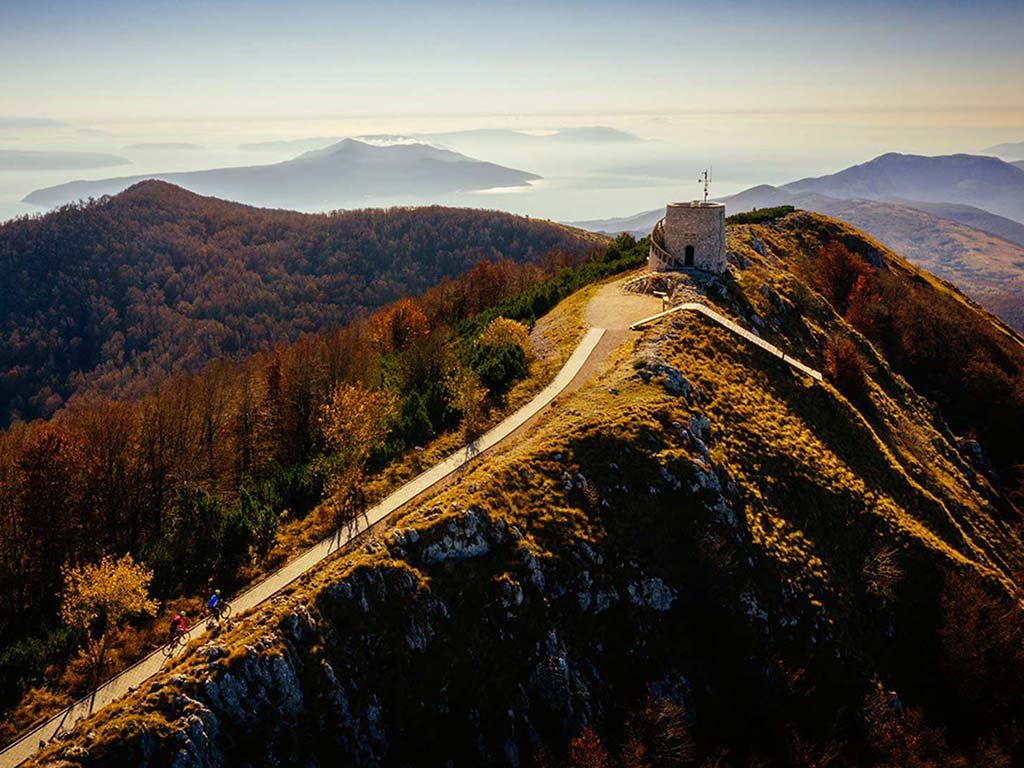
[698,168,711,203]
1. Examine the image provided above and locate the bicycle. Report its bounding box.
[206,602,233,630]
[162,627,191,657]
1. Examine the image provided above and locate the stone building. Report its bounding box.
[648,200,726,273]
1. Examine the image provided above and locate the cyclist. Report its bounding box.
[169,611,188,642]
[208,589,223,621]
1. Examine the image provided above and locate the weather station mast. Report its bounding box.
[699,168,712,203]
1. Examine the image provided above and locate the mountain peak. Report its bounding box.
[781,152,1024,222]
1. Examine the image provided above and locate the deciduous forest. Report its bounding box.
[0,180,600,425]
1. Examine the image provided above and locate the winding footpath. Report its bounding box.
[0,325,611,768]
[0,278,819,767]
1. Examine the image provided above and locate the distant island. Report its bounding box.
[239,125,645,152]
[123,142,206,151]
[982,140,1024,159]
[23,138,541,210]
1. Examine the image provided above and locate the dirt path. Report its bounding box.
[0,275,661,768]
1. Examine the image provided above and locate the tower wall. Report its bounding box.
[661,202,726,273]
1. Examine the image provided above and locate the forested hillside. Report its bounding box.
[0,181,601,425]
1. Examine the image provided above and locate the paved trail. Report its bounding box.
[630,301,823,381]
[1,279,665,768]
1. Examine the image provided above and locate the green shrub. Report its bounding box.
[471,342,529,396]
[399,390,434,446]
[0,626,78,709]
[726,206,796,225]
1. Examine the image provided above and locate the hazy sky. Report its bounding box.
[2,0,1023,123]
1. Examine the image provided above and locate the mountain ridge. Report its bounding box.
[780,152,1024,222]
[983,140,1024,159]
[569,153,1024,329]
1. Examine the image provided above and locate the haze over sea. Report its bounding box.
[3,109,1021,224]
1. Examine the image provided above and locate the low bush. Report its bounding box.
[726,205,796,225]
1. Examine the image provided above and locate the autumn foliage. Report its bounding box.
[822,334,870,403]
[804,240,1024,491]
[567,726,611,768]
[60,554,157,685]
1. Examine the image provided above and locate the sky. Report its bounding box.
[0,0,1022,223]
[1,0,1023,123]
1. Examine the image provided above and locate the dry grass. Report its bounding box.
[0,687,71,745]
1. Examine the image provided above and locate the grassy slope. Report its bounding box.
[798,196,1024,329]
[29,214,1024,765]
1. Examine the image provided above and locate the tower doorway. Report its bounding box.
[684,245,695,266]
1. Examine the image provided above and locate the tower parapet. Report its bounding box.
[649,201,726,273]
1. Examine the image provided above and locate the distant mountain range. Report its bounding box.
[239,126,644,152]
[781,152,1024,223]
[0,149,130,171]
[572,152,1024,329]
[983,141,1024,160]
[0,115,67,130]
[23,138,541,210]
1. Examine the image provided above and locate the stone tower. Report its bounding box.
[649,201,726,273]
[649,171,726,274]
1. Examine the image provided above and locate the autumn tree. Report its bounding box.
[939,569,1024,725]
[319,384,397,527]
[60,554,157,685]
[477,317,533,360]
[566,726,611,768]
[448,365,488,441]
[862,544,903,601]
[371,298,430,353]
[232,366,272,482]
[863,685,961,768]
[622,695,696,768]
[16,427,94,599]
[823,334,871,404]
[811,242,874,316]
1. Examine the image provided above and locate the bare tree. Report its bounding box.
[862,544,903,600]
